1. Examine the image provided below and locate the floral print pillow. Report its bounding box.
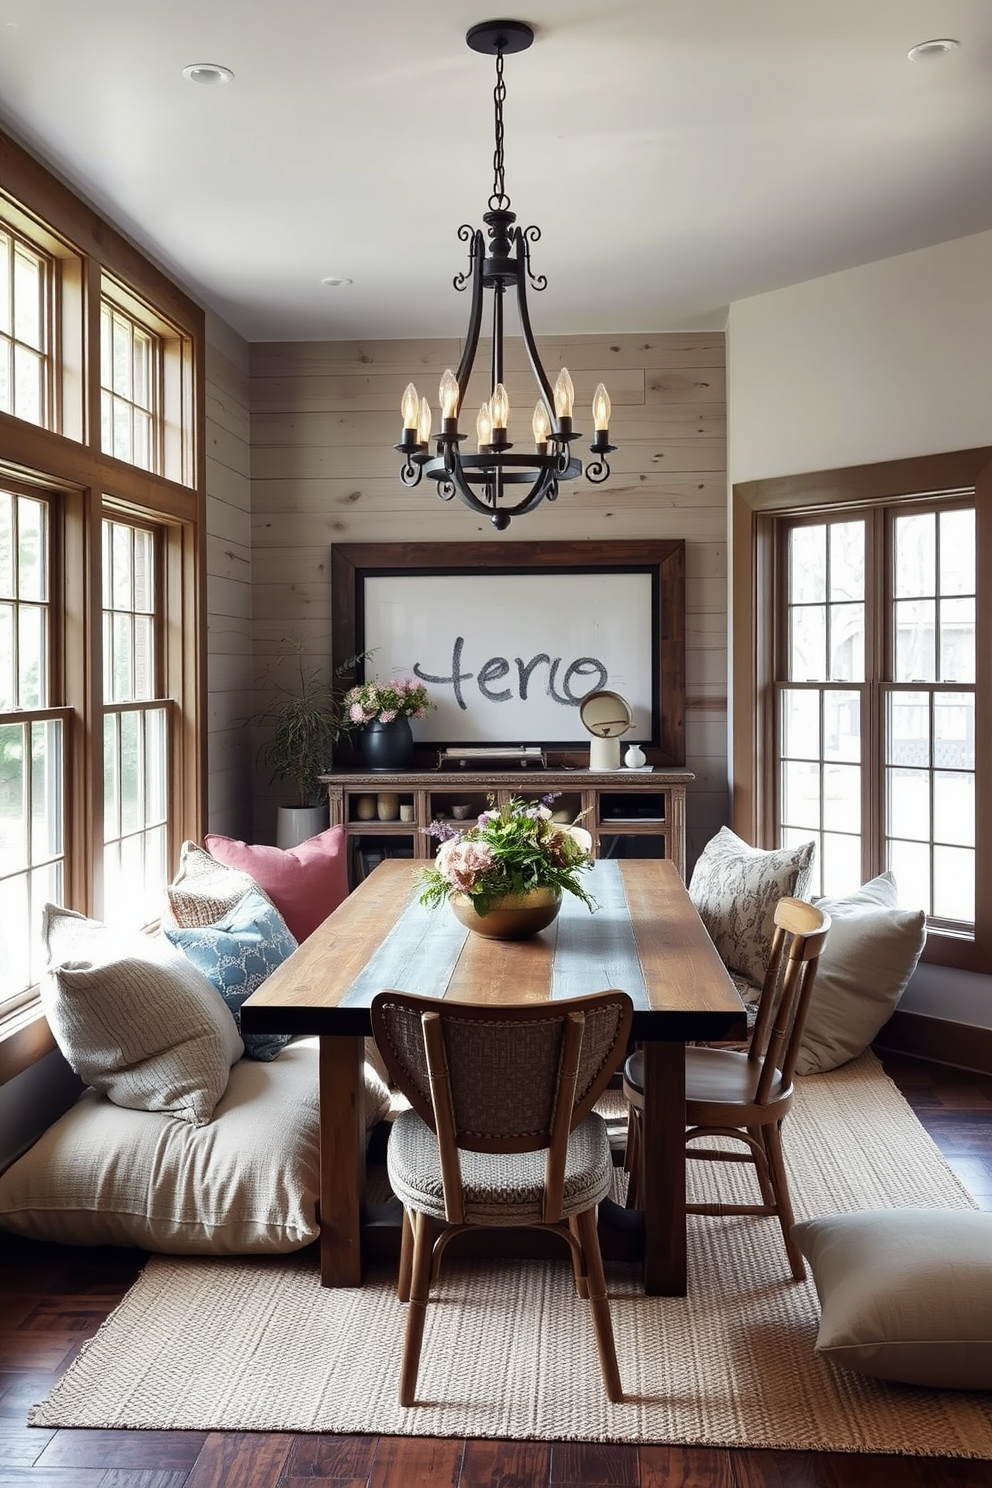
[688,826,816,987]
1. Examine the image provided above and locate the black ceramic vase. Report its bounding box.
[359,716,414,772]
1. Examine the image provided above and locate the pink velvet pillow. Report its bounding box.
[204,828,349,944]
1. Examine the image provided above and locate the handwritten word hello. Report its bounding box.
[414,637,607,711]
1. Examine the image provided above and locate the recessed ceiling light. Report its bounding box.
[321,277,353,288]
[907,38,961,62]
[182,63,234,85]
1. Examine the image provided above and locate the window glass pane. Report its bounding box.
[145,707,167,821]
[781,688,819,760]
[0,603,13,710]
[0,232,10,336]
[17,603,44,708]
[133,408,153,471]
[0,343,10,413]
[12,245,42,349]
[113,613,133,701]
[894,512,935,599]
[939,508,975,597]
[119,708,142,834]
[829,521,864,601]
[820,832,862,898]
[13,345,43,424]
[789,526,825,604]
[781,759,820,830]
[133,330,153,409]
[828,602,864,681]
[824,761,860,833]
[887,838,932,915]
[933,771,975,849]
[112,522,132,609]
[103,712,119,841]
[894,598,936,682]
[112,312,131,396]
[0,720,27,873]
[823,689,860,762]
[100,388,113,457]
[939,596,974,684]
[887,691,929,767]
[886,766,930,842]
[790,604,826,681]
[30,718,63,861]
[101,518,112,609]
[0,491,11,597]
[933,846,975,923]
[934,691,974,771]
[133,529,153,611]
[112,398,132,462]
[18,497,46,602]
[0,873,30,1001]
[133,616,154,699]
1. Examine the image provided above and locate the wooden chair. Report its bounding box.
[622,896,830,1281]
[370,988,633,1406]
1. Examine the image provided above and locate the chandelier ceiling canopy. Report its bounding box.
[395,19,616,531]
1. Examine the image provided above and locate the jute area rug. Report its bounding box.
[30,1052,992,1455]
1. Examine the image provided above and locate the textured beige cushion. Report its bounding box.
[688,826,816,987]
[0,1038,392,1254]
[795,873,927,1075]
[165,839,268,929]
[41,904,244,1127]
[794,1209,992,1388]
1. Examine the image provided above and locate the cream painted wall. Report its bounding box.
[727,229,992,484]
[205,312,254,840]
[248,333,728,867]
[725,229,992,1036]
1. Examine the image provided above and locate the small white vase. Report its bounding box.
[624,744,646,769]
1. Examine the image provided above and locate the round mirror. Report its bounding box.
[579,690,632,739]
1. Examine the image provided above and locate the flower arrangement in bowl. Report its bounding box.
[343,677,434,726]
[418,794,597,939]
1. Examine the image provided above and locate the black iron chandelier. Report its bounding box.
[395,19,616,531]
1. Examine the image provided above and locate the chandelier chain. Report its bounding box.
[489,44,510,212]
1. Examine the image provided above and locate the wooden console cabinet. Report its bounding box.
[320,769,693,887]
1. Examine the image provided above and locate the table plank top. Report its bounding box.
[241,858,746,1042]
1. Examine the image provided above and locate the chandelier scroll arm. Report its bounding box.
[513,226,558,432]
[453,229,486,398]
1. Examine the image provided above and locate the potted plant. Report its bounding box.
[251,641,368,847]
[418,794,597,939]
[342,676,434,772]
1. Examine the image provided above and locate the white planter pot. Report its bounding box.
[276,805,328,849]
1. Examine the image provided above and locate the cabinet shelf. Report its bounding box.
[321,768,693,888]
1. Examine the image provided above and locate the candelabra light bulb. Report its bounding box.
[476,401,493,449]
[417,396,432,446]
[532,400,552,445]
[554,367,574,419]
[400,382,420,430]
[439,368,460,421]
[490,382,510,430]
[592,383,611,432]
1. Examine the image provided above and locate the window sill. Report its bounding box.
[0,999,55,1086]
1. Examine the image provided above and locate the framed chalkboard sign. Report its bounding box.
[331,540,685,765]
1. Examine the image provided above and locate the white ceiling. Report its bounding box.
[1,1,991,343]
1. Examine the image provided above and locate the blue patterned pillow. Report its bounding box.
[164,887,297,1061]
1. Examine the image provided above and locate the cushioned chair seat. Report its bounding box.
[387,1107,613,1225]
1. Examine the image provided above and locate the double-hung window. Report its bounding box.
[735,448,991,973]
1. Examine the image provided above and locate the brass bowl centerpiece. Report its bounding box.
[418,794,597,941]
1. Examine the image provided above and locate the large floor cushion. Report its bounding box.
[796,872,927,1074]
[0,1039,391,1255]
[794,1209,992,1389]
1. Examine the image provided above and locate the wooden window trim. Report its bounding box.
[733,446,992,974]
[0,125,207,1085]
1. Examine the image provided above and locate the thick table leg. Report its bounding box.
[640,1038,687,1296]
[318,1034,366,1287]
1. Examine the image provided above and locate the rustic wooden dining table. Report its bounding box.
[241,856,746,1295]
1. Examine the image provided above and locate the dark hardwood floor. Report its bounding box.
[2,1051,991,1488]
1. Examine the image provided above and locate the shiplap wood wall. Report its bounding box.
[247,331,729,866]
[204,312,254,838]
